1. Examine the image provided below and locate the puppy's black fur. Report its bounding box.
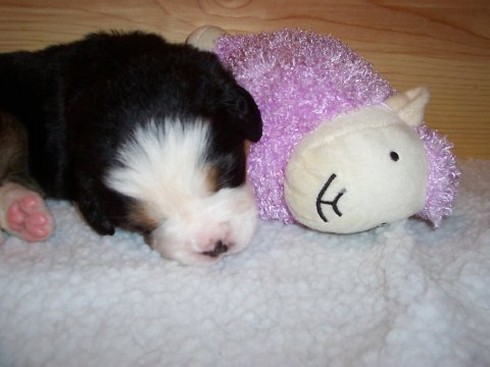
[0,31,262,236]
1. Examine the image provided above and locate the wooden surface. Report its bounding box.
[0,0,488,158]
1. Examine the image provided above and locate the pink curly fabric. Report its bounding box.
[417,125,461,227]
[215,29,460,226]
[215,29,393,222]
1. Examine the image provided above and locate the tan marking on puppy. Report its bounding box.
[205,165,220,193]
[0,111,27,181]
[0,110,43,192]
[127,201,161,234]
[244,140,252,157]
[205,140,251,194]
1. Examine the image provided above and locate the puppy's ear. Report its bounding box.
[221,85,263,142]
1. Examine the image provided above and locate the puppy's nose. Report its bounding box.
[202,240,229,258]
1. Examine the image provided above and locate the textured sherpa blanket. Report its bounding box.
[0,159,489,367]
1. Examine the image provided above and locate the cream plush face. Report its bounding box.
[284,88,430,233]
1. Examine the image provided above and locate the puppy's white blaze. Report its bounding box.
[107,118,212,209]
[105,117,258,266]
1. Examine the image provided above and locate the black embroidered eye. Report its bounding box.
[390,151,399,162]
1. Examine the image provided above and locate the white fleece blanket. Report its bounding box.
[0,159,489,367]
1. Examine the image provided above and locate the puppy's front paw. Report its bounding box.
[77,194,115,236]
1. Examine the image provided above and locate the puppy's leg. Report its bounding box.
[0,111,53,243]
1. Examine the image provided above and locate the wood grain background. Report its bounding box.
[0,0,488,158]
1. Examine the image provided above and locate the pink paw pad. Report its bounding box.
[6,193,53,242]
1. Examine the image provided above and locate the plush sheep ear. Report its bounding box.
[186,25,227,51]
[385,87,430,127]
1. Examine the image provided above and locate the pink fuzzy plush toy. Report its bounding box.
[188,26,460,233]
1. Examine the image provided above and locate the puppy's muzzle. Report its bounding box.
[202,240,229,258]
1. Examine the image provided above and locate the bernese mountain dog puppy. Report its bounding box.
[0,31,262,266]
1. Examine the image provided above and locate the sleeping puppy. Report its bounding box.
[0,31,262,266]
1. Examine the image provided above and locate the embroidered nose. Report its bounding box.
[202,240,229,257]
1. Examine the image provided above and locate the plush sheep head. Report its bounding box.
[188,26,460,233]
[285,88,429,233]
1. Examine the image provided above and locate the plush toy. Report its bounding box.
[187,26,461,233]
